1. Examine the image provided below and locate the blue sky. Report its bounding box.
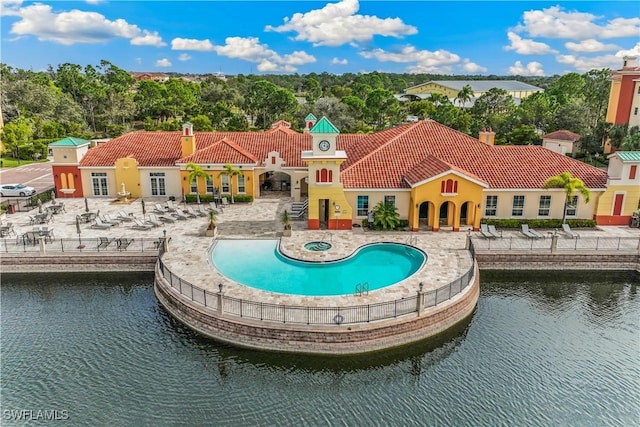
[1,0,639,76]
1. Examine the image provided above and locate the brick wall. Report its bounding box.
[1,255,157,272]
[476,253,640,271]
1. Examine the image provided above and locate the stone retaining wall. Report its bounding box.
[475,252,640,272]
[0,254,157,272]
[153,262,480,355]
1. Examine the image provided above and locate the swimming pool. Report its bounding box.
[211,240,426,296]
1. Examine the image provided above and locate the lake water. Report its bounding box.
[1,270,638,426]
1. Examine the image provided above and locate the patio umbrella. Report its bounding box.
[76,215,85,249]
[141,199,146,215]
[84,197,89,213]
[37,199,43,214]
[50,190,56,205]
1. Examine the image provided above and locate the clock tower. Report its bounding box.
[301,116,352,230]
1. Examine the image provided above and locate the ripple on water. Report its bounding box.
[1,271,638,425]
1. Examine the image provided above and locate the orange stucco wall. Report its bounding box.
[52,165,84,197]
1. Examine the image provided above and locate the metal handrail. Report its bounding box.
[157,242,477,326]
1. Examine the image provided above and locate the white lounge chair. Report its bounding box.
[480,223,496,239]
[197,204,209,216]
[521,224,544,239]
[186,206,204,217]
[221,197,230,207]
[102,214,122,226]
[561,223,580,239]
[91,217,114,229]
[150,212,175,223]
[146,215,163,227]
[488,224,503,238]
[209,202,222,214]
[154,203,169,213]
[172,210,188,220]
[132,219,154,230]
[118,211,135,222]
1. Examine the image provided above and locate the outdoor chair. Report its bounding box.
[22,232,38,246]
[145,215,163,227]
[197,204,209,216]
[561,223,580,239]
[521,224,544,239]
[166,200,180,211]
[132,219,154,230]
[480,223,496,239]
[91,217,114,229]
[154,203,169,213]
[116,238,134,251]
[172,210,188,220]
[209,202,222,214]
[150,212,174,223]
[117,211,135,222]
[488,225,503,238]
[102,214,122,226]
[221,197,230,207]
[98,237,114,249]
[185,207,200,218]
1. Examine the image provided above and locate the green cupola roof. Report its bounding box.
[48,137,91,147]
[305,113,317,121]
[309,116,339,134]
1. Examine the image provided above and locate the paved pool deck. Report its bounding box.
[2,195,638,306]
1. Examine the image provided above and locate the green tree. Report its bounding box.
[220,163,242,203]
[543,171,591,223]
[455,84,473,108]
[372,201,400,230]
[186,162,210,204]
[621,127,640,150]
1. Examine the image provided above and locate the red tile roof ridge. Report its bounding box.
[543,130,581,141]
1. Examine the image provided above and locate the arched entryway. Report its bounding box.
[459,201,476,231]
[416,201,436,231]
[259,171,292,197]
[437,201,456,230]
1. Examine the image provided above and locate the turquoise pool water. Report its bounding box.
[211,240,426,296]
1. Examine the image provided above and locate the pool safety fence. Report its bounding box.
[0,237,163,253]
[157,253,476,326]
[472,235,640,252]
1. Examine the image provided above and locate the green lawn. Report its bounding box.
[0,157,49,168]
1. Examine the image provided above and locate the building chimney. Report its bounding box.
[622,56,638,68]
[479,127,495,146]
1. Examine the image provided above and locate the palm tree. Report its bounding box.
[544,171,591,223]
[372,201,400,230]
[186,162,209,204]
[220,163,242,203]
[455,84,473,108]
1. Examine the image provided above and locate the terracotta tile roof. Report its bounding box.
[340,120,607,189]
[404,156,487,186]
[543,130,581,141]
[80,131,183,167]
[80,120,608,190]
[265,125,298,135]
[178,138,258,165]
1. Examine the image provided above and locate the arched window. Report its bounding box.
[67,173,75,189]
[316,170,320,182]
[320,168,328,182]
[453,180,458,193]
[445,179,454,193]
[441,181,445,192]
[61,173,68,189]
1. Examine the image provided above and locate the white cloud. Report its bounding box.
[515,6,640,40]
[556,54,624,72]
[0,0,23,16]
[360,45,464,74]
[171,38,214,51]
[265,0,417,47]
[211,36,315,72]
[461,59,487,74]
[85,0,103,4]
[6,3,165,46]
[508,61,545,76]
[565,39,619,53]
[135,57,142,65]
[504,32,556,55]
[332,57,348,65]
[178,53,192,61]
[155,58,172,67]
[616,42,640,58]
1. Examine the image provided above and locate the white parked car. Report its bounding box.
[0,183,37,197]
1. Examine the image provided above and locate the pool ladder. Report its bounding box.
[354,282,369,296]
[406,235,418,246]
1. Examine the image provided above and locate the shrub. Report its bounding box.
[482,218,597,229]
[184,194,253,204]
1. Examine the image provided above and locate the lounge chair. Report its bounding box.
[521,224,544,239]
[118,211,135,222]
[221,197,230,207]
[185,207,202,217]
[154,203,169,213]
[166,200,179,211]
[172,210,188,220]
[132,219,154,230]
[209,202,222,214]
[91,217,113,229]
[197,204,209,216]
[98,237,114,249]
[116,238,134,251]
[561,223,580,239]
[480,223,496,239]
[145,215,163,227]
[150,212,175,223]
[102,214,122,226]
[488,225,503,238]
